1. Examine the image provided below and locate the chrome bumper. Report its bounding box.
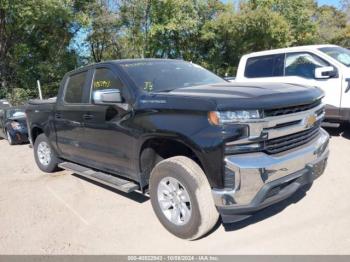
[212,128,329,209]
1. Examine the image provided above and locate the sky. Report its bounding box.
[317,0,342,7]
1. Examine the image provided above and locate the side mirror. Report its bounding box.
[93,89,122,105]
[224,76,236,82]
[315,66,337,79]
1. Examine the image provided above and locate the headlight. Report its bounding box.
[208,110,261,125]
[11,121,21,130]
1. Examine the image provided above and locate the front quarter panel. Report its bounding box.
[128,96,248,188]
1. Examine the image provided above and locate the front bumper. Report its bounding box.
[212,128,329,223]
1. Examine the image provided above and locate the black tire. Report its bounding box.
[149,156,219,240]
[6,129,15,145]
[34,134,59,173]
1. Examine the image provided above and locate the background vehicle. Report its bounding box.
[26,59,329,240]
[235,44,350,127]
[0,99,11,109]
[0,107,29,145]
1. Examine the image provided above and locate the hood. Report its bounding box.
[166,82,324,111]
[7,117,27,126]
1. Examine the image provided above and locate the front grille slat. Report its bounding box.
[265,130,318,151]
[264,99,322,117]
[264,125,320,154]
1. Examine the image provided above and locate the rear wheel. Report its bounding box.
[34,134,59,173]
[149,156,219,240]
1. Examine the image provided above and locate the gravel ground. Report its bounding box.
[0,127,349,254]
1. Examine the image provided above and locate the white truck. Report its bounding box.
[234,44,350,126]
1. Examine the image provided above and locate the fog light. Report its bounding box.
[225,142,262,154]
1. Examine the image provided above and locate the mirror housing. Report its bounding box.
[315,66,337,79]
[93,89,122,105]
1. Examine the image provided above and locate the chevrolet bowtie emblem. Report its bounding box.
[305,114,317,128]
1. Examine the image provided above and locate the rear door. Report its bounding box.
[76,66,138,180]
[55,70,93,162]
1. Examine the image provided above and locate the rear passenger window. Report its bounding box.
[64,71,87,103]
[245,54,284,78]
[285,52,330,79]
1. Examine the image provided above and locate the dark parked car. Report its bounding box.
[0,107,29,145]
[26,59,329,240]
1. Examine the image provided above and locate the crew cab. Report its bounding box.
[26,59,329,240]
[235,45,350,126]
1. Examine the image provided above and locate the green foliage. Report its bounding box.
[248,0,318,45]
[0,0,78,104]
[200,4,292,74]
[1,0,350,104]
[315,5,347,43]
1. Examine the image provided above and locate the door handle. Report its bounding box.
[55,113,62,119]
[83,113,94,120]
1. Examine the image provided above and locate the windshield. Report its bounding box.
[6,109,25,118]
[120,60,226,92]
[319,46,350,67]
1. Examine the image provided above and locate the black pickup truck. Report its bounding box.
[26,59,329,240]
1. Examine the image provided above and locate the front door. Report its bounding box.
[283,52,342,115]
[340,69,350,109]
[241,52,343,112]
[78,66,138,180]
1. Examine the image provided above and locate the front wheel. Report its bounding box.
[149,156,219,240]
[34,134,59,173]
[6,130,15,145]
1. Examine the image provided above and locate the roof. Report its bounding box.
[242,44,339,58]
[65,58,186,76]
[110,58,183,65]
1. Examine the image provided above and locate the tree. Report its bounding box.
[248,0,319,45]
[86,1,123,62]
[201,5,291,75]
[315,5,347,43]
[119,0,152,58]
[341,0,350,23]
[0,0,79,103]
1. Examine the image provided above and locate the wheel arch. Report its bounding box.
[138,136,205,188]
[31,126,44,144]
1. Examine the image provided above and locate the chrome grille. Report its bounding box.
[264,99,322,117]
[264,125,320,154]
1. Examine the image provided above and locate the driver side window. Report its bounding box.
[285,52,330,79]
[92,68,124,99]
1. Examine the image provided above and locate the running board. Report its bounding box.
[58,162,139,193]
[321,122,340,128]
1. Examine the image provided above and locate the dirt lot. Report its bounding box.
[0,127,350,254]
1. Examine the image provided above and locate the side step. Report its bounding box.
[58,162,139,193]
[321,122,340,128]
